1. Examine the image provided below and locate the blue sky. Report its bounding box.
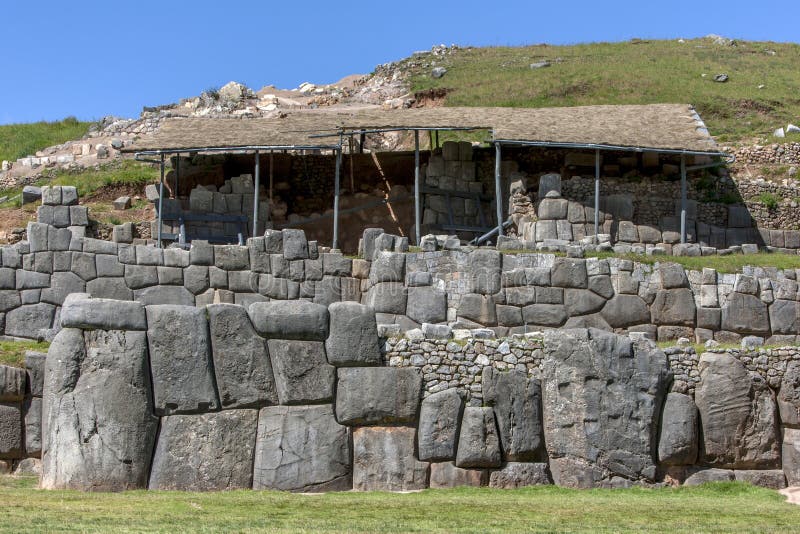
[2,0,798,124]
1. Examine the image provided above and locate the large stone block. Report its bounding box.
[368,251,405,284]
[468,249,501,295]
[564,288,606,316]
[134,285,195,306]
[0,403,22,459]
[40,271,85,306]
[281,229,308,260]
[600,294,651,328]
[522,304,567,327]
[85,277,132,301]
[248,300,329,341]
[418,389,464,461]
[352,427,429,491]
[145,305,219,415]
[363,282,407,315]
[538,197,568,220]
[336,367,422,425]
[24,396,42,456]
[769,300,799,335]
[488,463,552,488]
[406,286,447,324]
[41,329,158,490]
[5,303,56,339]
[208,304,278,408]
[325,302,381,366]
[148,410,258,491]
[60,295,146,331]
[541,329,670,487]
[267,340,334,405]
[721,293,770,334]
[253,405,351,492]
[650,288,696,326]
[658,392,698,466]
[24,351,46,397]
[551,258,588,289]
[455,407,502,468]
[656,263,689,289]
[430,462,487,488]
[457,294,497,326]
[783,428,800,485]
[482,368,543,461]
[0,365,26,402]
[214,245,250,270]
[695,353,779,468]
[778,360,800,426]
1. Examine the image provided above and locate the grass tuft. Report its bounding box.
[0,340,50,367]
[0,117,92,163]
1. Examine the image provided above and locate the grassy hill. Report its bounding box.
[0,117,93,163]
[408,37,800,143]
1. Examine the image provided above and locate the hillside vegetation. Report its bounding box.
[408,37,800,142]
[0,117,93,163]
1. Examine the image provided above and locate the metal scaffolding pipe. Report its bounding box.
[333,144,342,250]
[494,142,503,239]
[414,130,421,245]
[157,153,165,247]
[680,154,687,244]
[594,149,600,243]
[253,150,260,237]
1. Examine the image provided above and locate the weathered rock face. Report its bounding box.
[352,427,429,491]
[146,305,219,415]
[429,461,487,488]
[148,410,258,491]
[778,360,800,426]
[207,304,278,408]
[658,393,698,466]
[336,367,422,425]
[253,405,351,492]
[455,407,502,468]
[267,340,334,405]
[325,302,381,366]
[695,353,780,469]
[488,462,551,489]
[721,293,770,334]
[541,329,670,488]
[248,300,329,341]
[783,428,800,486]
[41,328,158,490]
[482,368,543,461]
[0,403,22,459]
[417,389,463,461]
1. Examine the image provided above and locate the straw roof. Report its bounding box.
[125,103,720,154]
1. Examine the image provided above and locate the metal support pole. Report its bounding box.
[680,154,687,244]
[253,150,260,237]
[333,142,342,250]
[414,130,421,245]
[157,153,165,248]
[494,142,503,239]
[594,149,600,243]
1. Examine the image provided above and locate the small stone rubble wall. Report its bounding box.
[732,143,800,165]
[10,305,799,491]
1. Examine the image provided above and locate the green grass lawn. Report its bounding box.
[585,251,800,273]
[0,477,797,533]
[0,340,49,367]
[0,118,93,163]
[409,37,800,142]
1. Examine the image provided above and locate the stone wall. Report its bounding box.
[7,299,799,490]
[731,143,800,165]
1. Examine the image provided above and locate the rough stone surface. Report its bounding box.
[429,462,487,488]
[41,329,158,490]
[336,367,422,425]
[0,403,22,459]
[145,305,219,415]
[267,340,334,405]
[248,300,329,341]
[778,360,800,426]
[695,353,779,468]
[148,410,258,490]
[488,462,552,488]
[208,304,278,408]
[782,428,800,486]
[658,393,698,466]
[418,389,464,461]
[352,427,429,491]
[482,368,543,461]
[60,296,146,331]
[541,329,670,487]
[455,407,502,468]
[253,405,351,492]
[406,286,447,324]
[734,469,786,489]
[0,365,26,402]
[601,294,651,328]
[650,288,696,326]
[325,302,381,366]
[683,468,734,486]
[721,293,770,334]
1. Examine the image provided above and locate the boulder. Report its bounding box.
[325,302,382,366]
[455,407,502,468]
[41,329,158,490]
[208,304,278,408]
[482,368,543,461]
[600,294,651,328]
[248,300,329,341]
[778,360,800,426]
[60,296,146,331]
[658,393,698,465]
[734,470,786,489]
[267,340,334,405]
[417,389,464,461]
[695,353,779,468]
[253,405,351,492]
[429,462,487,488]
[683,468,734,486]
[721,293,770,334]
[406,286,447,324]
[336,367,422,425]
[650,288,696,326]
[352,426,429,491]
[488,462,551,488]
[541,329,670,487]
[145,305,219,415]
[148,410,258,490]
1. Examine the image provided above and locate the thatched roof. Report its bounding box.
[125,103,721,154]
